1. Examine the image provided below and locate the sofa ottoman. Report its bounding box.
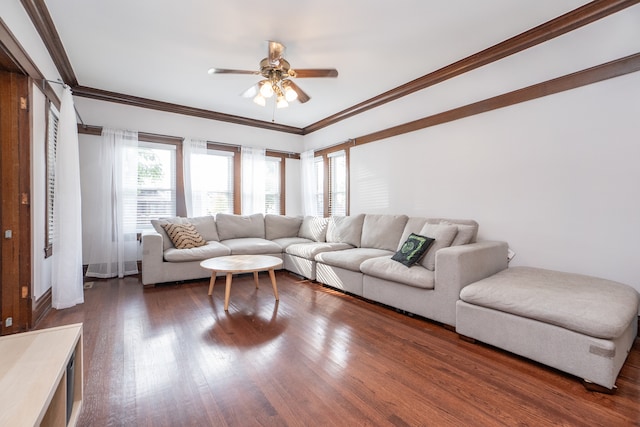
[456,266,639,391]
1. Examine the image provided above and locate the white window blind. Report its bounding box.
[328,150,347,216]
[190,149,235,215]
[136,142,176,229]
[46,105,59,254]
[265,156,281,214]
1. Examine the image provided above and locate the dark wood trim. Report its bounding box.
[19,0,78,86]
[72,85,304,135]
[355,52,640,146]
[303,0,640,134]
[31,287,51,327]
[279,157,286,215]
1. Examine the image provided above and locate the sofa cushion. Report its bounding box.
[361,214,409,251]
[298,216,329,242]
[151,217,187,250]
[161,222,206,249]
[418,223,458,271]
[397,217,429,249]
[265,214,303,240]
[188,216,219,242]
[430,219,479,246]
[361,256,435,289]
[391,233,434,267]
[285,242,353,259]
[220,237,282,255]
[271,237,314,251]
[163,241,230,262]
[315,248,393,271]
[459,266,640,340]
[326,214,365,247]
[216,213,265,240]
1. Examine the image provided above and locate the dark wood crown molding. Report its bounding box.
[71,85,304,135]
[20,0,78,86]
[303,0,640,134]
[18,0,640,136]
[355,52,640,146]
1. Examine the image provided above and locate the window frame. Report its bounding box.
[313,143,351,217]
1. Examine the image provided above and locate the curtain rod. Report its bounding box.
[42,79,87,128]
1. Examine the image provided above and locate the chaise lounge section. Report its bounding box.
[456,266,639,391]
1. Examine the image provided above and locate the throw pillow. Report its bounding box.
[391,233,435,267]
[161,222,206,249]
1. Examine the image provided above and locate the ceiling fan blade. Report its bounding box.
[268,41,285,66]
[286,80,311,103]
[208,68,260,75]
[289,68,338,78]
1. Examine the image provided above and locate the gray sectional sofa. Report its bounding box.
[142,213,508,327]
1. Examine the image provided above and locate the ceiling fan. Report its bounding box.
[208,41,338,108]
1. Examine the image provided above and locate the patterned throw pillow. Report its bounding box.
[161,222,206,249]
[391,233,434,267]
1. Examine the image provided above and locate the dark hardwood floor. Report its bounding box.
[37,272,640,426]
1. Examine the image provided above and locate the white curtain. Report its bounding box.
[51,86,84,309]
[183,137,208,217]
[85,128,139,278]
[241,146,266,214]
[300,150,318,216]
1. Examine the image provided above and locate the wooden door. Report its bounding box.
[0,70,31,335]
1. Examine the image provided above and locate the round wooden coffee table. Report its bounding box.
[200,255,283,311]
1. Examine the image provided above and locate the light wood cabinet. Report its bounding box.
[0,323,83,426]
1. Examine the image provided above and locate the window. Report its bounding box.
[45,104,59,257]
[265,156,282,214]
[136,142,176,230]
[328,150,347,216]
[191,148,236,215]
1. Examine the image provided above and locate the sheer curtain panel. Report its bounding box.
[183,138,208,217]
[241,146,266,214]
[51,86,84,309]
[300,150,319,216]
[85,128,139,278]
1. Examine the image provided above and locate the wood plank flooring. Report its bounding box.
[37,272,640,426]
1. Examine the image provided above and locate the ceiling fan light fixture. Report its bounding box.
[276,95,288,109]
[282,80,298,102]
[259,81,274,98]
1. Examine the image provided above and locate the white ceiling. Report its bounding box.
[44,0,589,129]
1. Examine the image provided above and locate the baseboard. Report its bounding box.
[32,288,52,328]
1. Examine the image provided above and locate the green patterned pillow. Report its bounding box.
[391,233,434,267]
[161,222,206,249]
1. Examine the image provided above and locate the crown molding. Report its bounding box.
[20,0,78,86]
[19,0,640,136]
[302,0,640,134]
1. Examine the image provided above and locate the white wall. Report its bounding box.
[350,71,640,290]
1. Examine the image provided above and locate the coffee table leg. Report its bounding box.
[268,269,279,301]
[208,271,216,296]
[224,272,233,311]
[253,271,259,288]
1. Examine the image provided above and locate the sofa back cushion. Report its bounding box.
[426,218,479,245]
[216,213,265,240]
[298,216,329,242]
[265,214,303,240]
[326,214,365,247]
[188,216,219,242]
[151,217,187,250]
[361,214,409,251]
[418,222,459,271]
